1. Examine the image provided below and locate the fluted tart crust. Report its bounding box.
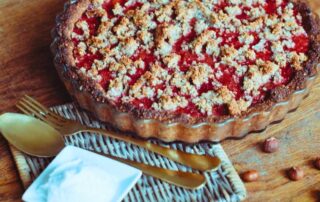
[52,0,320,142]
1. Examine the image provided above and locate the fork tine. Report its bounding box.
[17,104,60,130]
[20,96,65,125]
[16,104,33,116]
[16,101,62,128]
[23,95,66,122]
[18,101,63,127]
[16,101,52,123]
[23,95,48,112]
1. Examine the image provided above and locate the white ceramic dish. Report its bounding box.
[22,146,142,202]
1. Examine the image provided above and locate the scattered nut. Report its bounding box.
[263,137,279,153]
[314,158,320,170]
[287,167,304,181]
[241,170,259,182]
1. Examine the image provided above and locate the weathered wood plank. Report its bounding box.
[0,0,319,201]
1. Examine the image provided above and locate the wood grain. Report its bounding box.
[0,0,319,201]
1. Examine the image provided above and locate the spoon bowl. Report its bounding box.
[0,113,64,157]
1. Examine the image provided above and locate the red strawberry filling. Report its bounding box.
[71,0,309,117]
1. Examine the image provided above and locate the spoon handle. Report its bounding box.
[91,150,206,189]
[83,128,221,172]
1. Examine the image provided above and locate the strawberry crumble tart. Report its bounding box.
[52,0,320,142]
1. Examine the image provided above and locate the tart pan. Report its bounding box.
[51,0,320,143]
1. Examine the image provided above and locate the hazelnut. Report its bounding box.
[287,167,304,181]
[314,158,320,170]
[263,137,279,153]
[241,170,259,182]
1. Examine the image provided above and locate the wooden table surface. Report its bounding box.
[0,0,320,201]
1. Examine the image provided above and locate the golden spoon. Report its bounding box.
[0,113,206,189]
[17,95,221,172]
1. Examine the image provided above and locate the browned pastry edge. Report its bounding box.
[52,0,320,125]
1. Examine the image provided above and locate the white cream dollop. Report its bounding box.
[37,159,118,202]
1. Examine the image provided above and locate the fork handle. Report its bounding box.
[91,150,206,189]
[82,128,221,172]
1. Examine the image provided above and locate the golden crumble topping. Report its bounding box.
[71,0,310,117]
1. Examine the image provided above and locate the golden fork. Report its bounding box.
[0,112,206,189]
[16,95,221,172]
